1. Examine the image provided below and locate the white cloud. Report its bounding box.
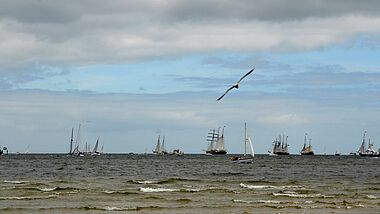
[257,114,308,125]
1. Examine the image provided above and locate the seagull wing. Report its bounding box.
[217,85,235,101]
[237,68,255,84]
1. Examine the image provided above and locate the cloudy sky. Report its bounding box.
[1,0,379,154]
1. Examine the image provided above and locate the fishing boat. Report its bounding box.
[91,137,101,156]
[205,127,227,155]
[269,134,289,155]
[230,123,254,164]
[358,131,380,157]
[169,149,184,156]
[153,135,168,155]
[300,133,314,155]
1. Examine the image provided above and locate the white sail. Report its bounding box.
[93,137,99,153]
[154,135,161,154]
[73,124,82,155]
[216,136,225,151]
[248,137,254,158]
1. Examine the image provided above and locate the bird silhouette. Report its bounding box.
[217,68,255,101]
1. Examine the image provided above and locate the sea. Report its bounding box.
[0,154,379,213]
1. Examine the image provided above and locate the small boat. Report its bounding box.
[334,151,341,156]
[230,123,254,164]
[170,149,184,156]
[300,133,314,155]
[205,127,227,155]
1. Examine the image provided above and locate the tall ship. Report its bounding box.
[269,134,289,155]
[358,131,380,157]
[153,135,168,155]
[205,127,227,155]
[300,133,314,155]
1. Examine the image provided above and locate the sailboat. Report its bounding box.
[91,137,101,156]
[300,133,314,155]
[230,123,254,163]
[153,135,168,155]
[205,127,227,155]
[70,124,85,156]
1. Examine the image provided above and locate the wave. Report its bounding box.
[0,195,57,200]
[15,186,80,192]
[240,183,303,190]
[232,199,253,204]
[140,187,178,193]
[367,195,379,199]
[3,180,29,184]
[128,178,200,185]
[273,191,333,198]
[102,190,137,195]
[257,200,283,204]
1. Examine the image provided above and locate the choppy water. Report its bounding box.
[0,154,379,213]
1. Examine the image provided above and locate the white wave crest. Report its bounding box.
[367,195,378,199]
[3,180,29,184]
[240,183,303,190]
[232,199,252,204]
[240,183,275,189]
[139,187,177,193]
[273,191,332,198]
[39,187,57,192]
[257,200,282,204]
[0,195,57,200]
[104,206,131,211]
[134,180,159,184]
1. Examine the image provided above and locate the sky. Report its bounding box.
[0,0,379,154]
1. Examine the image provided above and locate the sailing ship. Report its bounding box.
[300,133,314,155]
[153,135,168,155]
[205,127,227,155]
[69,124,85,156]
[358,131,380,157]
[230,123,254,163]
[269,134,289,155]
[91,137,101,156]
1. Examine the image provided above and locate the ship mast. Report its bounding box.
[69,127,74,155]
[244,123,247,156]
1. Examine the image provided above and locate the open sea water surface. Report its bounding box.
[0,154,379,213]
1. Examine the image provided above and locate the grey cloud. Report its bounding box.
[164,0,380,22]
[0,0,380,87]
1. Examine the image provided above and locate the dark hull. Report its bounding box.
[206,150,227,155]
[273,152,289,155]
[359,153,380,157]
[301,152,314,155]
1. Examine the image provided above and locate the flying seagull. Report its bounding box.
[217,68,255,101]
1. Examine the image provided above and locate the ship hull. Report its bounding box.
[301,152,314,155]
[273,152,289,155]
[206,150,227,155]
[359,153,380,157]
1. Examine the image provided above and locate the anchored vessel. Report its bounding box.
[205,127,227,155]
[153,135,168,155]
[300,133,314,155]
[230,123,254,163]
[358,131,380,157]
[69,124,85,157]
[269,134,289,155]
